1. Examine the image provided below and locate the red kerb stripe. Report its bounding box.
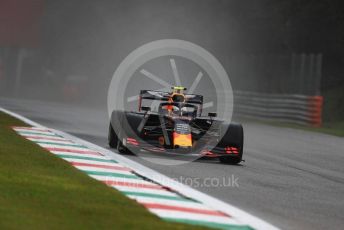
[45,147,101,156]
[142,202,228,217]
[103,181,164,190]
[12,126,49,132]
[23,136,72,142]
[71,162,131,171]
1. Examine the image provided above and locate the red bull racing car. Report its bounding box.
[108,86,244,164]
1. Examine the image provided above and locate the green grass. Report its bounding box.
[0,112,206,230]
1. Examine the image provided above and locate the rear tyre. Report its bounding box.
[117,138,129,154]
[218,123,244,165]
[108,123,118,148]
[219,154,242,165]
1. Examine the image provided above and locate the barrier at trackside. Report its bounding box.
[233,91,323,126]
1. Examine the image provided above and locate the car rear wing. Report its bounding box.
[139,90,203,113]
[140,90,203,103]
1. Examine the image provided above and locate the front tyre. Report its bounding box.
[108,123,118,148]
[218,123,244,165]
[219,154,242,165]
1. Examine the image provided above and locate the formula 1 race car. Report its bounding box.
[108,86,244,164]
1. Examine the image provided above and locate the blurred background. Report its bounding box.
[0,0,343,127]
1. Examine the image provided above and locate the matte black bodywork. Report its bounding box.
[108,90,244,164]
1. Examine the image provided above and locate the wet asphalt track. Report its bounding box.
[1,98,344,230]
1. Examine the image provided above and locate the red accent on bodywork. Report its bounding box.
[138,96,142,112]
[127,137,139,146]
[201,150,219,158]
[225,147,239,154]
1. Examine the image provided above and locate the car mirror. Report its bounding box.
[141,107,151,112]
[208,112,217,117]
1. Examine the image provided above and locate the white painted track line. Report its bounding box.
[1,107,279,230]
